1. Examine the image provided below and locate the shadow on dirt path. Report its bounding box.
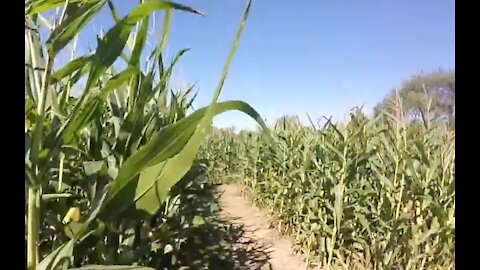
[156,174,275,269]
[158,171,308,269]
[218,184,309,270]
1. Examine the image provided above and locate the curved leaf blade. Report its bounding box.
[134,101,269,216]
[101,98,270,220]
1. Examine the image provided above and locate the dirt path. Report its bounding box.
[218,184,309,270]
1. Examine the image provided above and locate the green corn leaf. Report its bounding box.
[101,100,269,220]
[51,54,93,83]
[320,140,344,162]
[134,102,268,217]
[326,119,345,142]
[129,16,149,68]
[149,9,172,67]
[83,161,105,176]
[370,161,395,190]
[58,67,137,147]
[26,0,84,15]
[355,212,371,236]
[414,139,431,166]
[60,99,103,144]
[85,0,201,93]
[47,0,107,55]
[106,0,121,23]
[98,67,138,99]
[37,239,75,270]
[101,1,256,220]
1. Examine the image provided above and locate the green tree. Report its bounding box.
[374,69,455,127]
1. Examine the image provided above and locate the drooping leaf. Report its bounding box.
[102,99,270,220]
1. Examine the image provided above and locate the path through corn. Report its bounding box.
[218,184,309,270]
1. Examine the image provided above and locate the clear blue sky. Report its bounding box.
[62,0,455,130]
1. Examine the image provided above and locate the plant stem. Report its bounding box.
[27,187,40,270]
[27,18,55,269]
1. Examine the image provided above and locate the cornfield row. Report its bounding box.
[201,106,455,269]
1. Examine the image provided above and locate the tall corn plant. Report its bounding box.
[25,0,270,269]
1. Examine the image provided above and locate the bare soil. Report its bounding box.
[218,184,310,270]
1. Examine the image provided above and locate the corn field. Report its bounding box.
[25,0,454,269]
[202,105,455,269]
